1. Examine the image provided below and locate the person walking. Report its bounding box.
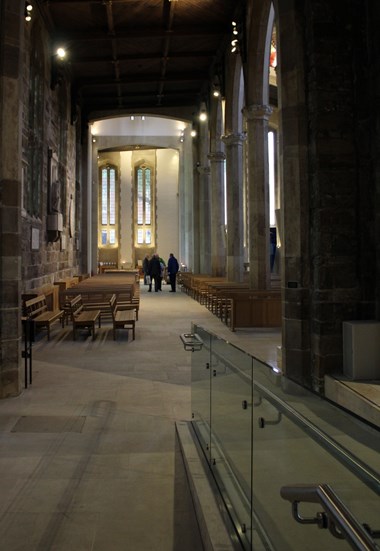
[142,254,150,285]
[167,253,179,292]
[149,253,162,292]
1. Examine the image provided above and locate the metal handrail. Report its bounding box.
[206,340,380,497]
[180,332,203,351]
[280,484,380,551]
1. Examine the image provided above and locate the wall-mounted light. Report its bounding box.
[179,129,185,143]
[25,2,33,22]
[199,111,207,122]
[51,46,68,89]
[191,129,197,138]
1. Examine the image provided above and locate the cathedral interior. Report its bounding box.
[0,1,379,549]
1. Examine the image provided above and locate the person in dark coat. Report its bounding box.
[167,253,179,292]
[149,253,162,292]
[142,254,150,285]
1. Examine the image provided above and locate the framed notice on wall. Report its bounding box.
[31,227,39,250]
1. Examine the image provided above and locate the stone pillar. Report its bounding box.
[91,134,98,275]
[178,127,194,271]
[244,104,272,289]
[0,2,23,397]
[197,164,211,274]
[207,151,226,276]
[222,133,245,282]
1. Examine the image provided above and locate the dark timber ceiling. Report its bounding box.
[38,0,245,121]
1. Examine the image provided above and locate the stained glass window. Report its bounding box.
[109,169,116,224]
[134,165,154,246]
[145,169,151,225]
[101,169,108,225]
[99,165,118,246]
[137,169,143,224]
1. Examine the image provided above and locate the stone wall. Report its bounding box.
[305,0,376,386]
[20,16,81,293]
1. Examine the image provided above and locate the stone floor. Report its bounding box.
[0,281,378,550]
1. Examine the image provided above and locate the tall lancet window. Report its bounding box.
[99,165,118,246]
[135,165,154,247]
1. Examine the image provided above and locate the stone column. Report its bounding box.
[244,104,272,289]
[208,151,226,276]
[0,3,23,397]
[222,133,245,282]
[91,137,98,275]
[197,164,211,274]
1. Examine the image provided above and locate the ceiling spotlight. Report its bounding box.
[199,111,207,122]
[191,129,197,138]
[25,2,32,21]
[231,21,240,53]
[56,47,66,59]
[231,39,239,54]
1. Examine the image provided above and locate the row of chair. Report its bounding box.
[24,293,137,341]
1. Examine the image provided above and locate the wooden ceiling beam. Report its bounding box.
[77,72,208,88]
[71,51,215,63]
[55,26,227,41]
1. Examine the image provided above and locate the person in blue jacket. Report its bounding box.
[167,253,179,292]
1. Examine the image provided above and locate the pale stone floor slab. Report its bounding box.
[1,282,378,550]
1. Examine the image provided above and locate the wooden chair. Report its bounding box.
[109,294,136,341]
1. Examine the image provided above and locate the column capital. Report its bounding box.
[197,165,211,175]
[243,104,272,121]
[221,132,246,147]
[207,151,226,163]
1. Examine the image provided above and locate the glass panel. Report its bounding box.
[101,169,108,225]
[250,357,379,550]
[101,230,107,245]
[109,168,116,224]
[145,229,151,244]
[190,325,380,551]
[137,228,143,244]
[109,229,115,244]
[210,335,253,548]
[137,169,143,224]
[191,324,212,463]
[145,169,151,225]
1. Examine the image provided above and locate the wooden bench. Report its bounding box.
[109,294,136,340]
[63,287,139,321]
[228,290,281,331]
[24,295,64,340]
[65,295,101,340]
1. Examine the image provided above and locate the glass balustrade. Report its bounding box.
[190,323,380,551]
